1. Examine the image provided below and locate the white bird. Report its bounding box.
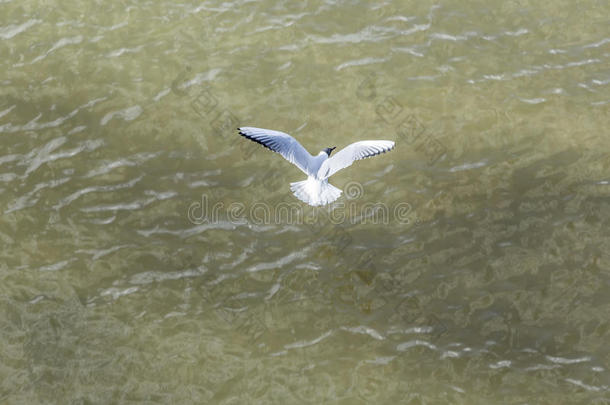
[237,127,395,206]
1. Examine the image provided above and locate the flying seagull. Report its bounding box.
[237,127,395,206]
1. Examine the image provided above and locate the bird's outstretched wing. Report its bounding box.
[238,127,313,175]
[317,140,395,179]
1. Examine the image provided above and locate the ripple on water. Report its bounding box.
[84,152,160,178]
[79,190,177,213]
[284,330,333,350]
[0,19,40,40]
[54,175,143,210]
[29,35,84,65]
[396,339,438,352]
[100,105,143,126]
[340,325,385,340]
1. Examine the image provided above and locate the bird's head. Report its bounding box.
[323,147,336,156]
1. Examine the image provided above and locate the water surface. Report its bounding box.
[1,0,609,403]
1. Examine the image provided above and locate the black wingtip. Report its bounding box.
[361,144,395,160]
[237,130,275,153]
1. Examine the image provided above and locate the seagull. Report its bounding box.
[237,127,395,206]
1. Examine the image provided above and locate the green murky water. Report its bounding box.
[1,0,609,403]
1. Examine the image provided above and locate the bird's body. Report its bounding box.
[300,151,329,177]
[237,127,395,206]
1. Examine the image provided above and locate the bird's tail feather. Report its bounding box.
[290,178,342,206]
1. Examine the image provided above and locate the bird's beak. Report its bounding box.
[330,147,336,152]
